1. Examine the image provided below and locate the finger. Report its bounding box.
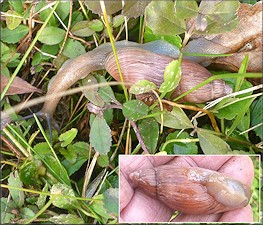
[120,171,134,211]
[218,205,253,222]
[217,156,254,186]
[120,189,173,223]
[172,212,221,222]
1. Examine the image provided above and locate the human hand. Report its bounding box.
[119,155,254,223]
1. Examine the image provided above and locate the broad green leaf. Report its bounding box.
[144,26,182,49]
[1,25,29,44]
[215,81,253,120]
[250,96,263,140]
[41,44,59,60]
[129,80,157,95]
[145,1,186,36]
[38,26,66,45]
[56,1,70,21]
[59,128,78,147]
[159,60,181,93]
[80,75,105,107]
[122,1,151,18]
[61,38,86,58]
[20,207,35,219]
[6,10,21,30]
[175,0,198,20]
[90,115,112,155]
[60,145,78,164]
[102,188,118,215]
[7,171,24,207]
[49,214,84,224]
[122,100,149,121]
[96,75,117,104]
[19,161,38,186]
[154,107,193,129]
[71,20,103,37]
[8,0,24,14]
[90,196,112,223]
[113,15,125,28]
[38,2,57,26]
[84,1,122,15]
[197,129,231,154]
[34,142,71,186]
[139,118,159,153]
[1,198,16,223]
[197,0,239,34]
[97,155,109,167]
[51,183,79,209]
[87,19,104,32]
[37,183,48,209]
[160,131,198,154]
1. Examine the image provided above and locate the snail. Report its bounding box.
[129,165,251,215]
[39,40,232,122]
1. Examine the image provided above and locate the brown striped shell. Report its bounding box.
[129,165,251,215]
[105,48,232,103]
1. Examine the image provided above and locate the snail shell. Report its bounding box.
[105,48,232,103]
[129,165,251,215]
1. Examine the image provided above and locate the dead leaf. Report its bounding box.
[1,75,42,95]
[184,1,262,72]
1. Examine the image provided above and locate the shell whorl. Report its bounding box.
[105,48,232,103]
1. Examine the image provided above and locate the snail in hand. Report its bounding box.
[129,165,251,215]
[38,40,232,123]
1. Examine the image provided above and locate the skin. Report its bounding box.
[119,155,254,223]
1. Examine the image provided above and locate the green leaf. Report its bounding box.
[56,1,70,21]
[145,1,186,36]
[1,25,29,44]
[60,145,78,164]
[159,60,181,94]
[7,171,24,207]
[80,75,105,107]
[8,0,24,14]
[49,214,84,224]
[38,2,57,26]
[95,75,117,103]
[153,107,193,129]
[37,183,48,209]
[197,0,239,34]
[90,196,111,223]
[59,128,78,147]
[102,188,118,215]
[6,10,22,30]
[61,38,86,58]
[175,0,198,20]
[71,20,103,37]
[113,15,125,28]
[38,26,66,45]
[251,96,263,140]
[34,143,71,186]
[144,26,182,49]
[215,81,253,120]
[197,129,231,154]
[139,118,159,153]
[160,131,198,154]
[51,183,79,209]
[90,115,112,155]
[123,100,149,121]
[20,207,35,219]
[1,198,15,223]
[97,155,109,167]
[19,161,38,186]
[129,80,157,95]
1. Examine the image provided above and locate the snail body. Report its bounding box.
[129,165,251,215]
[40,40,232,118]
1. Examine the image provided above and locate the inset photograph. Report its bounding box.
[119,155,260,223]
